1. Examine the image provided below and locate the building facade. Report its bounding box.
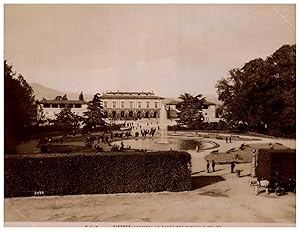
[38,91,219,122]
[100,91,164,119]
[39,97,88,120]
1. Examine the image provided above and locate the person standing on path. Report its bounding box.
[231,162,236,173]
[206,160,210,173]
[229,136,232,143]
[226,137,228,143]
[212,160,216,172]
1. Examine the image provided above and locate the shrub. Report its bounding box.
[5,151,192,197]
[110,146,119,152]
[256,149,296,182]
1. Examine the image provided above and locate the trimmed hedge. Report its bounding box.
[256,149,296,181]
[5,151,191,197]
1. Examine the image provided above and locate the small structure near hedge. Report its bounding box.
[5,151,192,197]
[256,149,296,182]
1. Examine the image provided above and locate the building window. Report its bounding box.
[75,104,82,108]
[60,104,65,108]
[52,104,58,108]
[104,101,107,108]
[154,102,158,108]
[113,101,116,108]
[130,101,133,108]
[43,103,50,108]
[146,102,150,108]
[138,102,141,108]
[121,101,125,108]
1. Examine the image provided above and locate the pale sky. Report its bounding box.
[4,4,295,98]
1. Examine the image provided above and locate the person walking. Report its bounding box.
[212,160,216,172]
[231,162,236,173]
[225,137,228,143]
[206,160,210,173]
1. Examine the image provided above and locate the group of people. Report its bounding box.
[225,136,232,143]
[206,160,236,174]
[206,160,216,173]
[140,127,157,138]
[38,135,66,146]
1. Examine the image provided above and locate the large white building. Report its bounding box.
[38,91,220,122]
[39,94,88,120]
[100,91,164,119]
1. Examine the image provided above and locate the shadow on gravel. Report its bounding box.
[197,191,228,198]
[192,175,226,190]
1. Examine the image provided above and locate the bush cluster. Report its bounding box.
[256,149,296,182]
[5,151,192,197]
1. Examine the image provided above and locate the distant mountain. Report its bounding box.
[30,83,94,101]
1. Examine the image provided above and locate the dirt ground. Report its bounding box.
[5,132,296,226]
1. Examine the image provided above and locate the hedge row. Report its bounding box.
[5,151,192,197]
[256,149,296,181]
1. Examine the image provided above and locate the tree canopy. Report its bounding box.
[83,93,107,131]
[216,44,295,137]
[176,93,206,129]
[54,105,81,135]
[4,61,38,153]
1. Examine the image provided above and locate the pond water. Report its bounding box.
[113,137,213,152]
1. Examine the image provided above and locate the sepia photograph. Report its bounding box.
[3,2,296,227]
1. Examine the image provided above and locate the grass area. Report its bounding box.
[205,142,288,164]
[16,133,114,154]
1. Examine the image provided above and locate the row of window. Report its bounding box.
[43,103,82,108]
[104,101,159,109]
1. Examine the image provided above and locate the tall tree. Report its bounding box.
[176,93,206,129]
[36,104,46,125]
[83,93,107,131]
[54,105,81,136]
[216,44,295,137]
[4,61,38,153]
[79,92,84,101]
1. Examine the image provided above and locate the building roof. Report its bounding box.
[101,91,164,100]
[105,91,155,96]
[166,99,216,106]
[39,99,87,104]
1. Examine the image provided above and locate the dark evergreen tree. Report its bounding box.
[83,93,107,131]
[4,61,38,153]
[176,93,206,129]
[79,92,84,101]
[54,105,81,136]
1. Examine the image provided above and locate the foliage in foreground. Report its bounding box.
[5,151,192,197]
[4,61,38,153]
[216,44,295,137]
